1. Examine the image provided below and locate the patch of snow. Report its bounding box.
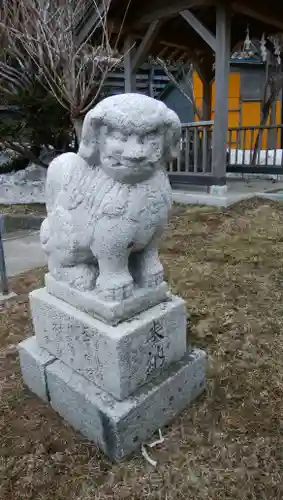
[0,147,58,204]
[227,149,283,181]
[229,149,283,166]
[1,148,283,205]
[0,163,47,204]
[0,152,10,166]
[0,163,47,185]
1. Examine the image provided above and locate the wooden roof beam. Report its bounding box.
[157,46,170,58]
[131,20,162,72]
[170,48,182,59]
[177,51,189,61]
[232,2,283,31]
[158,39,210,79]
[159,39,193,52]
[135,0,213,25]
[180,9,216,51]
[76,0,111,46]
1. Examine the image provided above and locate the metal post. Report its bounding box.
[211,5,231,184]
[0,216,8,295]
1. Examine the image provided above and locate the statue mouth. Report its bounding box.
[112,159,156,169]
[112,163,150,171]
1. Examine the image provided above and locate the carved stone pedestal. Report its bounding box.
[18,93,206,460]
[18,286,206,460]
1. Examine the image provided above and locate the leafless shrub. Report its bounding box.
[0,0,124,139]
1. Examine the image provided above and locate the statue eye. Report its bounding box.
[147,131,158,142]
[111,130,126,142]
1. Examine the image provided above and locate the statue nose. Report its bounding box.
[124,144,147,162]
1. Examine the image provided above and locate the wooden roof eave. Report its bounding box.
[75,0,283,70]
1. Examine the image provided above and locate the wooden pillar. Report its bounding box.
[124,36,136,93]
[202,79,212,120]
[148,67,155,97]
[211,5,231,183]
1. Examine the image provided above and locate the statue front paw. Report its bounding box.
[96,274,134,301]
[50,263,98,291]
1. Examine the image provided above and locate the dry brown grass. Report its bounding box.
[1,197,283,499]
[0,203,46,216]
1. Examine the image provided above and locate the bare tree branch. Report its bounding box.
[252,72,283,163]
[2,139,47,166]
[154,57,203,121]
[0,0,126,138]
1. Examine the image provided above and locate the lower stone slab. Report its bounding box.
[46,348,206,460]
[18,336,56,402]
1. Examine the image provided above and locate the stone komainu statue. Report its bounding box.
[40,93,181,301]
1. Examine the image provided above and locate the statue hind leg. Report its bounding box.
[42,211,98,291]
[129,233,164,288]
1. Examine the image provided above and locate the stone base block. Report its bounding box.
[18,336,206,460]
[46,348,206,460]
[45,273,169,326]
[208,184,228,196]
[18,336,56,401]
[30,288,187,400]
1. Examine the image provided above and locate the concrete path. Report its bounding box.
[172,178,283,207]
[3,231,46,277]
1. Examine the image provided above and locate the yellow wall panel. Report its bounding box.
[241,102,260,127]
[193,70,281,146]
[211,73,240,109]
[229,73,240,98]
[241,102,260,149]
[240,102,282,149]
[228,98,240,111]
[196,98,203,119]
[276,100,281,126]
[229,110,240,128]
[193,73,203,99]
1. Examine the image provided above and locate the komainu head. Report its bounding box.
[78,93,181,183]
